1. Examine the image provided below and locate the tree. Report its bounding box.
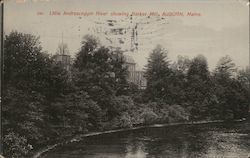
[186,55,213,120]
[3,31,71,157]
[73,35,129,120]
[214,55,237,80]
[109,50,130,96]
[59,91,102,132]
[171,55,191,75]
[4,31,48,91]
[144,45,172,102]
[213,56,248,120]
[3,88,45,144]
[3,32,49,145]
[4,31,70,98]
[169,56,191,104]
[144,45,170,81]
[187,55,210,81]
[237,67,250,95]
[238,66,250,82]
[74,35,99,70]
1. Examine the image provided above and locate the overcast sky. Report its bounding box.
[4,0,249,70]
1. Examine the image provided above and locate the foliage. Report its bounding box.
[2,32,70,157]
[110,95,134,116]
[185,55,214,120]
[107,112,133,129]
[48,90,103,134]
[3,132,32,158]
[140,107,158,124]
[214,55,237,79]
[171,55,191,75]
[212,56,249,120]
[168,105,189,122]
[3,31,69,97]
[73,35,129,120]
[2,86,45,147]
[3,31,249,157]
[144,45,172,102]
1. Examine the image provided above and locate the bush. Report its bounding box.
[3,132,33,158]
[107,112,133,129]
[110,95,135,116]
[168,104,189,122]
[119,112,133,128]
[140,108,158,124]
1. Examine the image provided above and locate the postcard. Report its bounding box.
[1,0,249,158]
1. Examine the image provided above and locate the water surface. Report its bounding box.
[42,121,250,158]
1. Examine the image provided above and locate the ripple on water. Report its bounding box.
[41,122,250,158]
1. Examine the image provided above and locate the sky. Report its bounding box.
[4,0,250,70]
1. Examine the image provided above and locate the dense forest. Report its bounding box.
[2,31,250,158]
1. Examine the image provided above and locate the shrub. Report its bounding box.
[3,132,33,158]
[168,104,189,122]
[140,108,158,124]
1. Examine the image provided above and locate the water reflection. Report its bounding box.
[42,122,250,158]
[205,131,250,158]
[125,141,147,158]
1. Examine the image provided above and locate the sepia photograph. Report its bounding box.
[0,0,250,157]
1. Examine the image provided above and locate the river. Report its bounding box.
[41,121,250,158]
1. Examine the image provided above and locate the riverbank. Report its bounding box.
[32,118,247,158]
